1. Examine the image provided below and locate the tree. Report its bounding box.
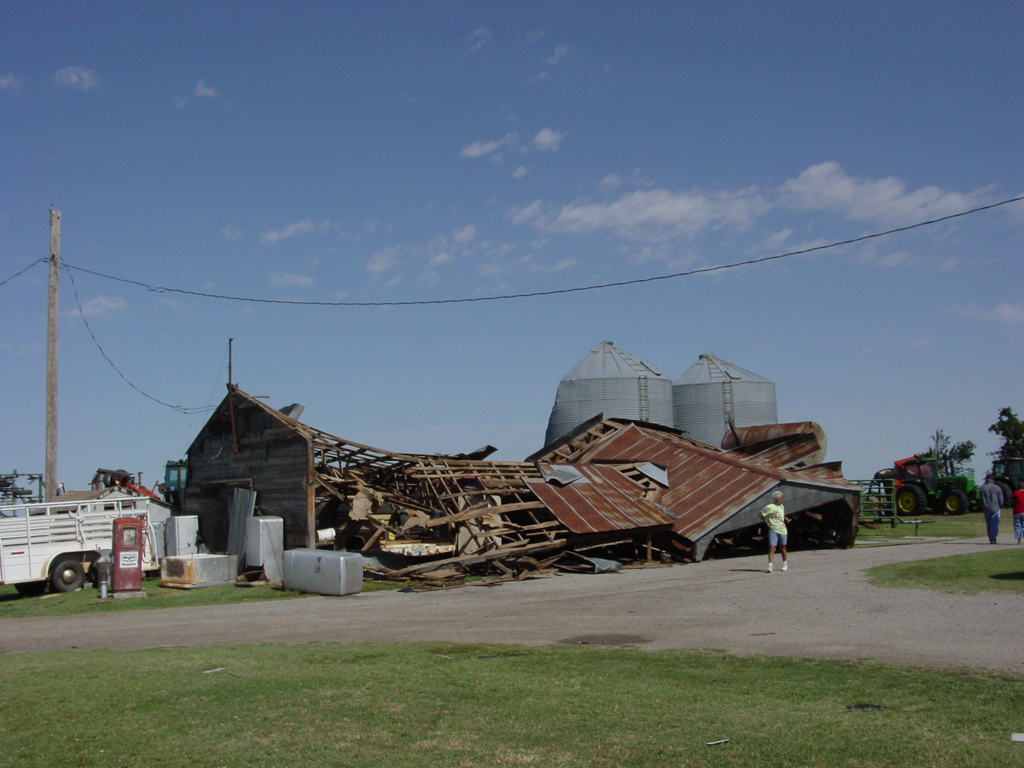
[988,407,1024,459]
[921,429,976,476]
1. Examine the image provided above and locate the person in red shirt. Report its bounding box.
[1013,481,1024,545]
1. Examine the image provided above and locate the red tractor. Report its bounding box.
[873,455,977,516]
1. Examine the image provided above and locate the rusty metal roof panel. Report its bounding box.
[572,423,702,465]
[664,459,778,539]
[721,422,828,468]
[526,463,675,534]
[547,421,859,541]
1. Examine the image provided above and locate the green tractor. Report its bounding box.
[873,455,978,516]
[990,457,1023,508]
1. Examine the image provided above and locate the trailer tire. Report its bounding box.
[939,488,969,515]
[50,558,85,592]
[14,581,47,596]
[896,484,928,516]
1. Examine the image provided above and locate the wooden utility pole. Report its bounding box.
[45,210,60,502]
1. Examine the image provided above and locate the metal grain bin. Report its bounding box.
[544,341,674,446]
[672,353,777,446]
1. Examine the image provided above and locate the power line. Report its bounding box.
[63,263,216,415]
[61,193,1024,307]
[0,257,46,288]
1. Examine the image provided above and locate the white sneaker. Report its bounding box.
[766,563,773,573]
[782,561,788,571]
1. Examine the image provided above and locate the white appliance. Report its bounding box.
[282,549,362,596]
[245,516,284,583]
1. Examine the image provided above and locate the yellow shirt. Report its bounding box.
[760,502,787,534]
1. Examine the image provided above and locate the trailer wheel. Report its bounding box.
[49,558,85,592]
[896,484,927,515]
[14,581,47,596]
[939,488,969,515]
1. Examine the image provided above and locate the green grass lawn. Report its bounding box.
[856,511,1005,542]
[867,547,1024,594]
[0,574,401,619]
[0,642,1020,768]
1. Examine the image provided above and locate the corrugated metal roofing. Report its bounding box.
[526,463,675,534]
[546,421,859,542]
[721,422,828,468]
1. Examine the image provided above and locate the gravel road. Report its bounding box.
[2,537,1021,674]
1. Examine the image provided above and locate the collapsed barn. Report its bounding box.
[183,388,860,580]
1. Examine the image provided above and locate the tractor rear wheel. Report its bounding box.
[896,484,928,516]
[995,481,1013,509]
[939,488,969,515]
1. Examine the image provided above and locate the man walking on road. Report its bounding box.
[760,490,789,572]
[979,474,1003,544]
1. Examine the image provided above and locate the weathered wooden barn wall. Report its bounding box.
[184,393,312,551]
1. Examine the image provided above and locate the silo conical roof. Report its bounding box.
[674,353,772,385]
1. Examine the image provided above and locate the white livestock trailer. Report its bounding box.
[0,495,167,595]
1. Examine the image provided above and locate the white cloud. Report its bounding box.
[949,303,1024,326]
[532,128,565,152]
[548,44,570,65]
[510,199,544,225]
[778,161,995,227]
[221,225,242,241]
[261,220,315,244]
[428,252,455,267]
[518,187,769,241]
[598,174,622,191]
[761,228,793,250]
[453,224,476,243]
[269,272,314,288]
[513,165,528,179]
[460,132,517,158]
[74,295,126,319]
[0,73,25,95]
[367,246,401,273]
[53,66,98,91]
[193,79,217,97]
[465,27,491,55]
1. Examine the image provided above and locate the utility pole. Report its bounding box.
[45,210,60,502]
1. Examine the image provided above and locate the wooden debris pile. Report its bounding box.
[306,427,575,580]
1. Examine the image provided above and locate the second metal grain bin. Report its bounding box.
[672,353,778,447]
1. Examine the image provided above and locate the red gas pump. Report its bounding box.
[111,517,144,592]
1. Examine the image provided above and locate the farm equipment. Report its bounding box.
[873,455,977,515]
[989,457,1022,508]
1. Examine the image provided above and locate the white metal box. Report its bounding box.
[282,549,362,596]
[165,516,199,557]
[160,554,237,588]
[245,516,284,582]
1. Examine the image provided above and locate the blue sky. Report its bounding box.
[2,1,1022,490]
